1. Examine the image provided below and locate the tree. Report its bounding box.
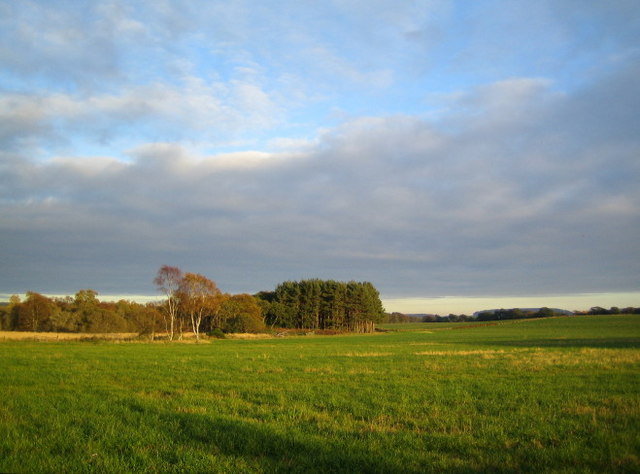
[0,295,21,330]
[154,265,183,340]
[18,292,55,331]
[48,308,81,332]
[115,300,163,339]
[219,294,265,333]
[387,312,411,323]
[299,279,322,329]
[321,280,346,329]
[178,273,222,341]
[535,307,555,318]
[274,281,301,327]
[70,290,129,333]
[259,301,295,328]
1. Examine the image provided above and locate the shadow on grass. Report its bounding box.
[154,409,404,473]
[490,337,640,349]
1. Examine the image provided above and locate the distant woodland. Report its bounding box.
[0,266,385,338]
[1,265,637,337]
[387,306,640,324]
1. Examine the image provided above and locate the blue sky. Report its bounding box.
[1,1,639,313]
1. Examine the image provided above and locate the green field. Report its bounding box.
[1,315,639,473]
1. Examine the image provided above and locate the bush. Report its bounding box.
[218,294,266,333]
[207,328,226,339]
[223,313,266,333]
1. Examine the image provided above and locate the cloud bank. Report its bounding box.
[0,1,638,302]
[2,66,638,296]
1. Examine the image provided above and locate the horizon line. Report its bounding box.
[1,291,638,315]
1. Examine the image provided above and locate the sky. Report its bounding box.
[1,0,639,314]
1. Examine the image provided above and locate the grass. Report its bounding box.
[1,315,639,472]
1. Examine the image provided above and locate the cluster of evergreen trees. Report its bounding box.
[256,279,385,331]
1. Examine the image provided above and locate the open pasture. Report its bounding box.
[1,315,639,472]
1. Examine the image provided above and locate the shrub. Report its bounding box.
[207,328,226,339]
[224,313,266,333]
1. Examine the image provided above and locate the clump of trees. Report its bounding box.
[382,312,473,323]
[0,290,163,335]
[153,270,384,337]
[384,312,423,323]
[256,279,385,331]
[153,265,265,341]
[423,314,473,323]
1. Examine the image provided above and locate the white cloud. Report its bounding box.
[0,77,282,158]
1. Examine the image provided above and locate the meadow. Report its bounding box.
[1,315,639,473]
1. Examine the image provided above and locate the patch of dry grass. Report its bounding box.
[0,331,138,341]
[504,348,640,369]
[304,367,336,374]
[407,342,451,346]
[0,330,278,342]
[337,352,393,357]
[347,367,376,375]
[415,349,507,356]
[224,333,273,339]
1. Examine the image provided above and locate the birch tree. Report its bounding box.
[153,265,183,340]
[178,272,222,341]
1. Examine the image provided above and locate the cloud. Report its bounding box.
[2,61,639,296]
[0,1,142,89]
[0,77,282,159]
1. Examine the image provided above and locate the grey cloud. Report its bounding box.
[0,2,127,89]
[0,1,271,99]
[1,63,639,297]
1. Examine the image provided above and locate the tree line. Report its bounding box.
[0,289,163,335]
[0,267,386,337]
[579,306,640,315]
[475,306,640,321]
[383,306,640,324]
[381,312,475,323]
[0,267,266,339]
[475,307,563,321]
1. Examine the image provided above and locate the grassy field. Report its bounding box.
[1,315,639,473]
